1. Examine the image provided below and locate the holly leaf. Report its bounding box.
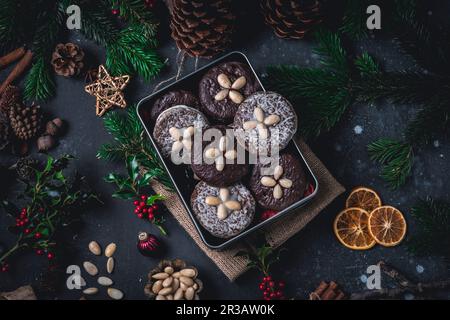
[104,173,122,183]
[44,156,55,173]
[146,194,165,205]
[112,189,135,200]
[138,172,154,188]
[126,156,139,183]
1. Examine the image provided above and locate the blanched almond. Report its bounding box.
[107,257,114,274]
[274,165,283,180]
[180,268,196,278]
[261,176,277,187]
[229,90,244,104]
[219,188,229,202]
[185,287,195,300]
[217,204,228,220]
[174,288,184,300]
[264,114,281,126]
[254,107,265,122]
[83,261,98,276]
[205,196,221,206]
[105,243,116,257]
[107,288,123,300]
[162,276,173,288]
[224,150,237,160]
[224,200,241,211]
[88,241,101,256]
[217,73,231,88]
[231,76,246,90]
[158,287,173,296]
[273,184,283,199]
[214,88,229,101]
[83,287,98,295]
[152,280,163,294]
[243,121,257,130]
[279,178,293,188]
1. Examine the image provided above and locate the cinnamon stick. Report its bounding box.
[0,47,26,69]
[0,50,33,95]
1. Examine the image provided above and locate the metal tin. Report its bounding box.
[137,51,319,250]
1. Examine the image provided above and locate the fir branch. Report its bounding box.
[98,107,173,190]
[24,56,55,102]
[0,0,19,51]
[339,0,371,40]
[408,198,450,258]
[367,139,414,189]
[313,29,349,75]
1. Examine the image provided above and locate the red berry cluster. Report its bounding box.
[260,210,278,221]
[259,276,285,300]
[133,195,159,221]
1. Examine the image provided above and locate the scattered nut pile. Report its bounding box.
[37,118,64,152]
[80,241,123,300]
[144,259,202,300]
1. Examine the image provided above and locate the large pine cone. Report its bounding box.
[9,103,43,141]
[0,113,10,151]
[0,85,20,116]
[14,157,39,181]
[261,0,323,39]
[51,43,85,77]
[169,0,235,58]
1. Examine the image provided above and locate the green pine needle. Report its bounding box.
[24,56,56,101]
[408,198,450,258]
[340,0,371,40]
[368,138,414,189]
[313,29,349,75]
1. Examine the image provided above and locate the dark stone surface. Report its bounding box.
[0,2,449,300]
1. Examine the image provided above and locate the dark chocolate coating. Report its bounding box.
[150,90,199,122]
[249,153,306,211]
[199,62,260,123]
[191,125,248,187]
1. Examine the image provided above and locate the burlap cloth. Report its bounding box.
[151,138,345,281]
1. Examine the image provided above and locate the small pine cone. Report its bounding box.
[0,113,10,151]
[0,85,20,116]
[261,0,323,40]
[14,157,39,181]
[51,43,85,77]
[9,103,43,141]
[169,0,236,58]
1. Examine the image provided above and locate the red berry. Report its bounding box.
[148,213,154,220]
[111,8,119,15]
[134,208,140,214]
[278,281,285,288]
[276,291,282,297]
[269,281,275,287]
[141,195,148,201]
[19,221,25,226]
[47,252,54,260]
[152,204,158,210]
[139,202,145,207]
[133,200,139,206]
[270,293,276,298]
[266,276,272,281]
[24,229,31,234]
[36,249,44,255]
[35,232,42,239]
[137,213,144,219]
[263,290,269,296]
[259,284,265,290]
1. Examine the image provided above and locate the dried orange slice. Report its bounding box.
[346,187,382,213]
[368,206,407,247]
[333,208,376,250]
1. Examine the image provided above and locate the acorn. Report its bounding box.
[37,134,56,152]
[45,118,64,136]
[137,232,162,257]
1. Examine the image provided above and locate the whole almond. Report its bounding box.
[214,88,229,101]
[231,76,246,90]
[217,204,228,221]
[180,268,196,278]
[172,278,180,291]
[279,178,293,189]
[180,282,188,291]
[218,136,228,152]
[172,272,180,278]
[107,257,114,274]
[217,73,231,88]
[254,107,265,122]
[152,280,163,294]
[158,287,173,296]
[219,188,229,202]
[185,287,195,300]
[107,288,123,300]
[156,295,166,300]
[229,90,244,104]
[243,120,257,130]
[274,165,283,180]
[264,114,281,126]
[98,276,113,286]
[224,150,237,160]
[164,266,174,275]
[162,276,173,288]
[224,200,241,211]
[257,124,269,139]
[83,287,98,295]
[152,272,169,280]
[261,176,277,187]
[83,261,98,276]
[205,196,221,206]
[174,288,184,300]
[105,243,117,257]
[166,294,174,300]
[273,184,283,199]
[88,241,101,255]
[179,276,194,287]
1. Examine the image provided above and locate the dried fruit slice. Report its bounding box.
[346,187,382,213]
[368,206,407,247]
[334,208,376,250]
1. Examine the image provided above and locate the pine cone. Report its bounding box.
[51,43,85,77]
[169,0,235,58]
[0,113,10,151]
[0,85,20,116]
[9,103,43,141]
[261,0,323,39]
[14,157,39,181]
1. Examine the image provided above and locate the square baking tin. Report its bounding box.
[137,51,319,250]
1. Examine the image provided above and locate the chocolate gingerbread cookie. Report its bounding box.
[153,106,209,163]
[233,91,298,155]
[191,125,248,187]
[191,181,255,238]
[249,153,306,211]
[150,90,199,122]
[199,61,260,123]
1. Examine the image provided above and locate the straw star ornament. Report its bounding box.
[84,65,130,117]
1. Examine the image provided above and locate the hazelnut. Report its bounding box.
[45,118,64,136]
[37,135,56,152]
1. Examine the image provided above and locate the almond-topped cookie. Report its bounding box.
[249,153,307,211]
[199,61,260,123]
[191,181,255,238]
[150,90,199,122]
[153,105,209,163]
[191,125,248,187]
[233,91,298,155]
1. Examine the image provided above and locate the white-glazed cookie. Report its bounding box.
[190,181,255,239]
[233,91,297,155]
[153,105,209,162]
